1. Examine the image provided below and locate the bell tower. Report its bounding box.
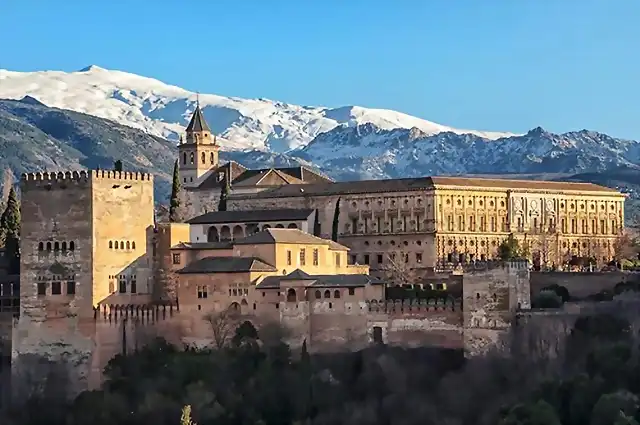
[178,103,219,187]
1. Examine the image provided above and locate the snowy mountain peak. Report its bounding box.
[0,66,516,153]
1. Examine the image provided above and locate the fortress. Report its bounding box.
[4,107,629,400]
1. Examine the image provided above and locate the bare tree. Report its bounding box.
[204,307,240,349]
[1,169,13,204]
[380,250,419,286]
[613,230,638,262]
[531,227,557,269]
[258,321,292,348]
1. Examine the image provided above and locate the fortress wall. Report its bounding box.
[530,271,634,299]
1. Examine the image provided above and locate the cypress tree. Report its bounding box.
[169,159,182,223]
[1,188,20,274]
[313,209,321,237]
[113,160,123,172]
[218,177,230,212]
[331,198,341,242]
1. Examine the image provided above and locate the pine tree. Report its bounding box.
[331,198,341,242]
[1,188,20,274]
[218,178,230,212]
[113,160,123,172]
[169,159,182,223]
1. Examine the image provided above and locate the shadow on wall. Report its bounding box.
[530,271,639,300]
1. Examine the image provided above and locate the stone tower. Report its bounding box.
[13,170,155,399]
[178,104,219,188]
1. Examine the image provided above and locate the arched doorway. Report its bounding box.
[275,224,285,229]
[220,226,231,241]
[287,223,298,229]
[207,226,219,242]
[262,224,271,231]
[229,302,241,314]
[232,225,244,240]
[286,288,297,302]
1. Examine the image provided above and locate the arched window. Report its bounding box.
[120,241,124,250]
[334,290,341,299]
[46,242,52,251]
[210,152,215,164]
[324,290,330,299]
[109,241,113,249]
[54,242,60,251]
[201,152,206,164]
[286,288,297,302]
[315,290,321,299]
[132,241,136,249]
[38,242,44,251]
[61,241,67,251]
[114,241,119,250]
[126,241,130,250]
[182,152,187,165]
[189,152,194,164]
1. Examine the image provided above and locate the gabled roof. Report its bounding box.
[256,273,384,289]
[171,241,233,250]
[187,209,315,225]
[281,269,313,280]
[186,105,212,133]
[233,228,350,250]
[177,256,276,274]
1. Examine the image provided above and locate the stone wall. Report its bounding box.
[530,271,635,299]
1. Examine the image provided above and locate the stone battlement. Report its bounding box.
[368,298,462,313]
[93,302,178,323]
[20,170,153,187]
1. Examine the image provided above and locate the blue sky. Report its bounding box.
[1,0,638,139]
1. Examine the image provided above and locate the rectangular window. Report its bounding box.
[416,253,423,263]
[109,279,115,293]
[458,216,463,231]
[348,288,355,296]
[197,285,208,299]
[364,254,370,264]
[600,220,605,234]
[66,281,76,295]
[480,216,486,232]
[612,220,617,235]
[468,215,474,231]
[37,282,47,296]
[287,250,292,266]
[335,253,341,266]
[51,281,61,295]
[490,217,496,232]
[172,253,181,265]
[130,278,137,294]
[119,279,126,294]
[350,255,357,264]
[351,218,358,233]
[377,254,383,264]
[313,249,319,266]
[299,249,306,266]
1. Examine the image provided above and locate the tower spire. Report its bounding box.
[196,92,200,107]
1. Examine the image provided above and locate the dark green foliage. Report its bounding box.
[331,197,341,242]
[541,284,571,302]
[1,187,20,273]
[313,209,321,237]
[532,291,563,309]
[498,233,525,260]
[113,160,123,172]
[169,159,182,223]
[218,177,229,212]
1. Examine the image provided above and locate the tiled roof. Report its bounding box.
[233,228,350,250]
[256,273,383,289]
[235,175,621,199]
[171,241,233,250]
[177,257,276,274]
[187,209,315,225]
[185,105,212,133]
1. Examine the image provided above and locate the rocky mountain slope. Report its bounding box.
[0,66,513,152]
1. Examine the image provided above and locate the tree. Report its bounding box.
[380,250,418,286]
[180,405,197,425]
[218,178,230,212]
[169,159,183,223]
[1,187,20,274]
[498,233,523,261]
[313,209,321,237]
[2,168,13,206]
[331,198,341,242]
[204,307,240,349]
[113,160,123,172]
[613,231,638,263]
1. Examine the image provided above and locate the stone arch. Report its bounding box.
[372,326,383,343]
[324,290,330,299]
[220,226,231,241]
[286,288,297,302]
[229,302,241,314]
[287,223,298,229]
[210,152,215,164]
[262,224,271,231]
[201,152,206,164]
[38,242,44,251]
[61,241,67,251]
[46,242,52,251]
[189,152,194,164]
[315,290,321,299]
[182,152,187,165]
[275,224,285,229]
[207,226,219,242]
[334,290,341,298]
[232,225,244,240]
[54,242,60,251]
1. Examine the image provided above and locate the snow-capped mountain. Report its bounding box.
[292,124,640,180]
[0,65,514,152]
